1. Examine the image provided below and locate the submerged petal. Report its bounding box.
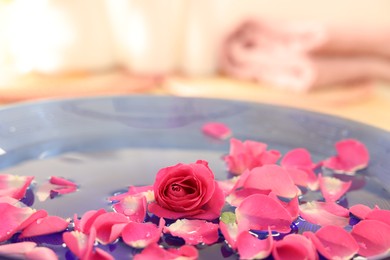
[322,139,370,174]
[351,219,390,257]
[236,230,273,260]
[304,225,358,260]
[202,122,232,140]
[163,219,219,245]
[236,194,293,233]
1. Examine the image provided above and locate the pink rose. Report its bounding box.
[148,160,225,220]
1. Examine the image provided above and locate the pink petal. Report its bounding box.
[202,122,232,140]
[163,219,219,245]
[19,215,69,238]
[322,139,370,174]
[63,230,93,259]
[122,218,164,248]
[236,194,293,233]
[243,165,300,199]
[236,229,273,260]
[25,246,59,260]
[268,192,300,220]
[299,201,349,227]
[284,167,319,190]
[304,225,358,260]
[90,248,114,260]
[226,188,271,207]
[36,176,77,202]
[0,242,58,260]
[318,174,352,202]
[113,194,147,222]
[219,221,239,249]
[216,177,239,196]
[349,204,374,219]
[92,212,130,244]
[0,202,47,242]
[109,185,154,203]
[351,219,390,257]
[366,209,390,226]
[281,148,316,169]
[0,174,34,200]
[74,208,107,234]
[133,243,198,260]
[272,234,318,260]
[225,138,280,175]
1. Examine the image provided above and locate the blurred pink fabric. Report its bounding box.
[219,19,390,91]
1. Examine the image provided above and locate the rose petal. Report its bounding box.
[133,243,198,260]
[226,188,271,207]
[202,122,232,140]
[236,194,293,233]
[366,209,390,226]
[243,165,300,199]
[63,230,93,259]
[0,202,47,242]
[74,208,107,234]
[272,234,318,260]
[109,185,154,203]
[19,215,69,238]
[36,176,77,202]
[163,219,219,245]
[304,225,359,260]
[216,177,239,196]
[113,194,147,222]
[281,148,316,169]
[92,212,130,244]
[236,229,273,260]
[351,219,390,257]
[0,242,58,260]
[122,218,164,248]
[349,204,375,220]
[0,174,34,200]
[219,221,239,249]
[299,201,349,227]
[322,139,370,174]
[268,192,299,220]
[318,174,352,202]
[224,138,280,175]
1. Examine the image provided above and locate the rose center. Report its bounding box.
[169,183,194,197]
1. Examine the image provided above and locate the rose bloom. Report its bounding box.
[148,160,225,220]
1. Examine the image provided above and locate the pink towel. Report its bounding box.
[219,19,390,91]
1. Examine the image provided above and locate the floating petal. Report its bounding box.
[304,225,358,260]
[113,194,147,222]
[243,165,299,199]
[351,219,390,257]
[19,215,69,238]
[0,242,58,260]
[202,122,232,140]
[163,219,219,245]
[63,230,93,259]
[272,234,318,260]
[318,174,352,202]
[109,185,154,203]
[219,221,239,249]
[349,204,374,219]
[366,209,390,226]
[0,202,47,242]
[236,230,273,260]
[322,139,369,174]
[92,212,129,245]
[299,201,349,227]
[133,243,198,260]
[236,194,293,233]
[122,218,164,248]
[0,174,34,200]
[36,176,77,202]
[281,148,315,169]
[74,209,107,234]
[226,188,271,207]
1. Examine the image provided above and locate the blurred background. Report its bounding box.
[0,0,390,129]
